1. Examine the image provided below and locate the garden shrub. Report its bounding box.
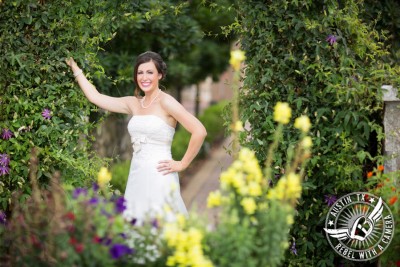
[1,154,133,266]
[0,0,202,212]
[171,127,191,163]
[172,100,228,160]
[237,1,400,266]
[366,169,400,266]
[110,160,131,193]
[0,0,158,211]
[199,100,229,144]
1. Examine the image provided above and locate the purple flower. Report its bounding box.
[109,243,134,259]
[130,218,137,226]
[114,197,126,214]
[41,108,52,120]
[326,34,337,45]
[0,211,6,225]
[151,218,159,228]
[72,188,87,199]
[0,165,10,176]
[1,129,13,140]
[290,240,297,256]
[88,197,99,205]
[0,154,10,167]
[324,194,337,207]
[101,208,111,218]
[92,182,99,191]
[100,237,112,246]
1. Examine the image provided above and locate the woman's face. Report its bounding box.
[137,60,162,92]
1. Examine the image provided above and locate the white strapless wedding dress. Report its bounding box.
[123,115,188,223]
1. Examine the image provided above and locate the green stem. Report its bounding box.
[232,69,241,159]
[264,124,283,183]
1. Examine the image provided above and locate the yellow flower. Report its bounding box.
[238,147,253,159]
[173,250,186,264]
[163,204,172,213]
[232,120,244,132]
[187,245,203,265]
[287,214,294,225]
[165,223,213,267]
[248,181,262,197]
[286,172,302,200]
[97,167,111,187]
[229,49,246,71]
[267,178,286,200]
[273,102,292,124]
[220,169,235,189]
[188,228,203,244]
[240,197,257,215]
[207,190,222,208]
[239,185,249,196]
[166,256,176,266]
[176,214,186,228]
[281,241,289,249]
[231,160,243,170]
[231,172,245,189]
[294,115,311,133]
[164,224,179,247]
[301,136,313,149]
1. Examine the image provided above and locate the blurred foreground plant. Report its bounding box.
[204,49,312,267]
[365,166,399,267]
[0,148,133,266]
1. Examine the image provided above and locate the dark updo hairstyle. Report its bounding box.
[133,51,167,97]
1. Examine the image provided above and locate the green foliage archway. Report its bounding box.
[0,0,152,210]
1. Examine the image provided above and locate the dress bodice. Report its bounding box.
[127,115,175,154]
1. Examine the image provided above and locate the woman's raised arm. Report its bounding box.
[66,57,133,114]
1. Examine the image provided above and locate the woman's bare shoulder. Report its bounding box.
[122,95,140,114]
[160,91,180,108]
[160,91,189,120]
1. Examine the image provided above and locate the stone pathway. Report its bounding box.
[181,137,233,220]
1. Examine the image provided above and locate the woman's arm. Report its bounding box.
[66,57,133,114]
[158,94,207,174]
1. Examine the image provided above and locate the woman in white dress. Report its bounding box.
[66,51,207,223]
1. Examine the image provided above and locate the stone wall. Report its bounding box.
[382,85,400,172]
[91,115,133,161]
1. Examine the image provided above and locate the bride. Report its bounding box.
[66,51,207,223]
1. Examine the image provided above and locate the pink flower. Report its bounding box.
[324,194,337,207]
[326,34,337,45]
[0,154,10,167]
[0,165,10,176]
[41,108,52,120]
[1,129,13,140]
[74,243,84,253]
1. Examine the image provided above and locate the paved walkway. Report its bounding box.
[181,137,234,220]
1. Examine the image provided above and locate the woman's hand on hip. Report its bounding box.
[157,160,184,175]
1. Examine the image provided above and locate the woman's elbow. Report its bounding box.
[199,126,207,139]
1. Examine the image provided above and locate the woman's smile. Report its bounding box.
[137,61,161,91]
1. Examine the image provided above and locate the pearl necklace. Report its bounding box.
[141,89,161,109]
